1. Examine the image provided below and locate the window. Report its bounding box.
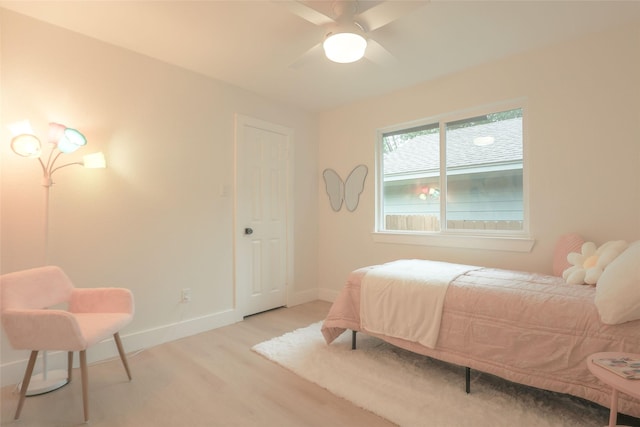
[376,105,527,241]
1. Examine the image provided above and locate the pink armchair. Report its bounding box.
[0,265,134,422]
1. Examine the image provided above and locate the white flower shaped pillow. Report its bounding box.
[562,240,628,285]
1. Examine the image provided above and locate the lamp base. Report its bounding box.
[22,369,69,396]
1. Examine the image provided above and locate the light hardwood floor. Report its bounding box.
[1,301,394,427]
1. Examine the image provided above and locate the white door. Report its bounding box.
[235,115,293,317]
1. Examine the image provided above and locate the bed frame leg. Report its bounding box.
[465,367,471,394]
[350,330,470,393]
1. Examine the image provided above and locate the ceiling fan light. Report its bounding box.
[323,32,367,64]
[473,136,495,146]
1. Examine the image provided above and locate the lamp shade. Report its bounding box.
[57,128,87,153]
[82,152,106,169]
[11,134,42,158]
[8,120,35,136]
[48,122,67,145]
[323,31,367,63]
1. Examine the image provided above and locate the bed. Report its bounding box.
[321,258,640,418]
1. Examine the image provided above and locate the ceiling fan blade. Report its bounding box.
[289,42,325,69]
[357,0,429,32]
[276,1,335,27]
[364,39,397,66]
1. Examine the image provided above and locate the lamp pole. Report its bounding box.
[23,183,70,396]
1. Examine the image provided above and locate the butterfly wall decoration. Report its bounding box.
[322,164,368,212]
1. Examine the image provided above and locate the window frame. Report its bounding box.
[373,100,534,252]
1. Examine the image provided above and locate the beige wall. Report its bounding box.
[0,10,318,384]
[317,21,640,298]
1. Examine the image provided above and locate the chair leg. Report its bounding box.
[113,332,132,381]
[15,351,38,420]
[67,351,74,383]
[80,350,89,422]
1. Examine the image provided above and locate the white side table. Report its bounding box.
[587,352,640,427]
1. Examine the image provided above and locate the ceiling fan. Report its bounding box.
[280,0,428,66]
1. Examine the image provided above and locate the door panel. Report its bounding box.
[235,115,292,317]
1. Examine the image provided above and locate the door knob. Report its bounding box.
[244,227,253,235]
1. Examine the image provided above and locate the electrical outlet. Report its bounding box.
[180,288,192,303]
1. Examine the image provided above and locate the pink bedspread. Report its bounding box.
[322,262,640,417]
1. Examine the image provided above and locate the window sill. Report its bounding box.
[371,231,535,253]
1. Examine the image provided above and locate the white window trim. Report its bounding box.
[374,99,534,252]
[372,231,535,252]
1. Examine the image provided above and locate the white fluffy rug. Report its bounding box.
[253,322,610,427]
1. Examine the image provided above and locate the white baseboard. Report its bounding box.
[317,287,338,302]
[288,287,318,306]
[0,308,242,388]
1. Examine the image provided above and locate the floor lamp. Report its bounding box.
[9,121,106,395]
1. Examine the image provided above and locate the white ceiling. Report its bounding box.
[2,1,640,112]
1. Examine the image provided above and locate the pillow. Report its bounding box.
[552,233,585,276]
[562,240,628,285]
[595,240,640,324]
